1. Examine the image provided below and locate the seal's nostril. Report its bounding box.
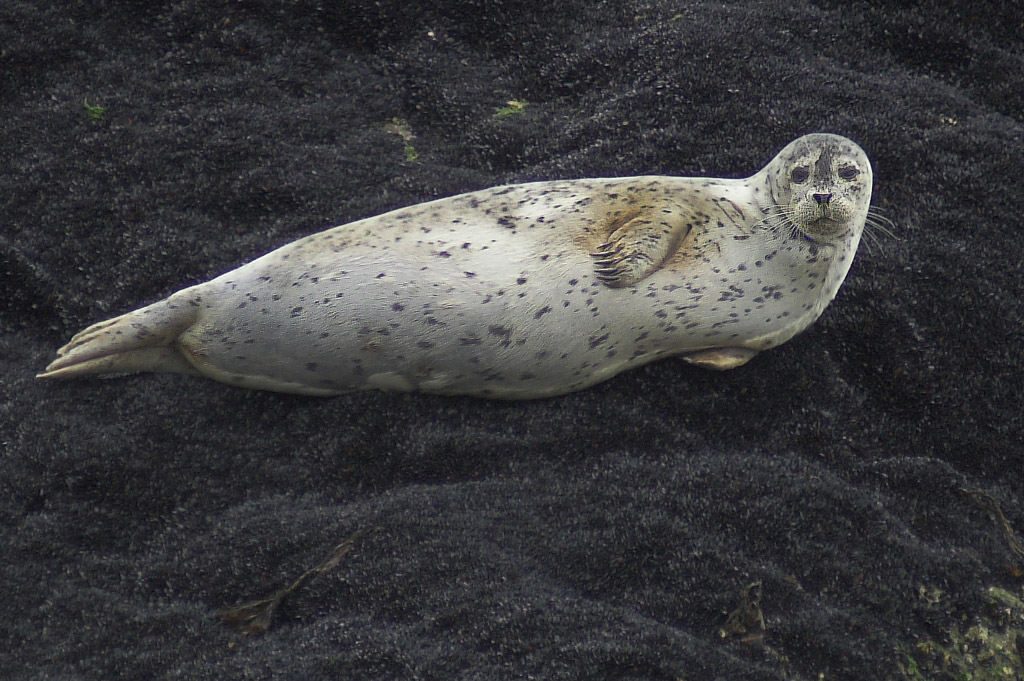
[813,192,832,206]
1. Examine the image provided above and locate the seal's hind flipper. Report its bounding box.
[592,215,690,287]
[38,294,201,380]
[682,347,758,370]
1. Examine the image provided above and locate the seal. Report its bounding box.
[38,133,877,399]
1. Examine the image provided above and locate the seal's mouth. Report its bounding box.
[797,216,849,241]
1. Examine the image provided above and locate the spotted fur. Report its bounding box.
[39,134,873,398]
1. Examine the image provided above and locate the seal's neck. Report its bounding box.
[750,170,780,218]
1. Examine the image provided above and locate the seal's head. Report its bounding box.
[762,133,873,243]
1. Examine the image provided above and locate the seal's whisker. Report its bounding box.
[865,209,898,240]
[860,227,884,255]
[763,205,802,240]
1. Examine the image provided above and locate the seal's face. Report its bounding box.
[766,134,873,243]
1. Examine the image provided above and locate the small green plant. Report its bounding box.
[494,99,528,117]
[83,98,105,120]
[383,118,419,162]
[899,652,925,680]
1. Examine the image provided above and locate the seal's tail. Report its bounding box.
[37,294,201,380]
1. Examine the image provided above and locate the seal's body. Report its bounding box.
[40,134,874,398]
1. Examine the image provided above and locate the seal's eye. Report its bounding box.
[790,167,809,183]
[838,166,860,180]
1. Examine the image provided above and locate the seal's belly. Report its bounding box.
[185,252,631,397]
[181,222,817,398]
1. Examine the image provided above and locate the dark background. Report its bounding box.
[3,1,1023,679]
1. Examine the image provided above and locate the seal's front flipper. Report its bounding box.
[37,292,201,380]
[682,348,758,370]
[592,215,690,287]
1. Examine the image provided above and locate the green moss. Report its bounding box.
[383,118,419,162]
[83,98,105,120]
[900,586,1024,680]
[901,654,925,680]
[494,99,527,117]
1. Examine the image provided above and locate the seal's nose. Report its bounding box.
[812,192,832,206]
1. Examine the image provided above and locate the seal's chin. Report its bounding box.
[795,217,850,242]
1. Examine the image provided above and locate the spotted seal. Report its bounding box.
[38,133,878,398]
